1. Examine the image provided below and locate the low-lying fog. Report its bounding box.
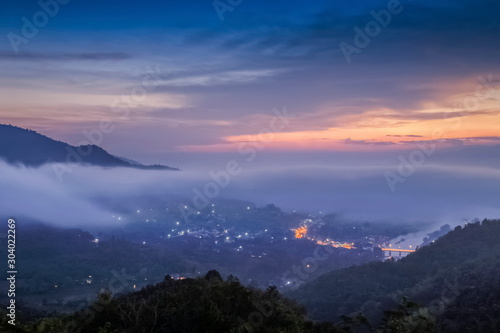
[2,145,500,230]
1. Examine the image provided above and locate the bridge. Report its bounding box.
[381,248,415,257]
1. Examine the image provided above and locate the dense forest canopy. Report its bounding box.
[1,220,500,332]
[291,219,500,332]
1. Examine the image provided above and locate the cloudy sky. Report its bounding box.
[1,0,500,163]
[1,0,500,228]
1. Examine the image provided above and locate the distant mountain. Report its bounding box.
[113,155,145,166]
[291,219,500,331]
[0,124,179,170]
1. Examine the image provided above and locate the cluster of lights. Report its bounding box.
[293,226,308,239]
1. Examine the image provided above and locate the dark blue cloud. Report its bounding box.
[0,51,132,60]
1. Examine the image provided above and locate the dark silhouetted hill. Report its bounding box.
[291,219,500,332]
[0,124,178,170]
[1,270,343,333]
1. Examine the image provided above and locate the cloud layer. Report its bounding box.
[2,144,500,228]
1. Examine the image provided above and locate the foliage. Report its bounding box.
[292,219,500,331]
[0,271,343,333]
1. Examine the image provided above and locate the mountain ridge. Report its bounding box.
[0,124,179,170]
[290,219,500,331]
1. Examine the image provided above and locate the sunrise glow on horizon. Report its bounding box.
[1,0,499,157]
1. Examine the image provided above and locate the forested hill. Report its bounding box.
[2,221,500,332]
[0,124,178,170]
[1,271,343,333]
[291,219,500,332]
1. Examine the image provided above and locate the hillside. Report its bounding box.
[1,222,500,332]
[0,124,178,170]
[291,219,500,332]
[1,271,345,333]
[0,224,189,307]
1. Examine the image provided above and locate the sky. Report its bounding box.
[1,0,500,228]
[1,0,500,163]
